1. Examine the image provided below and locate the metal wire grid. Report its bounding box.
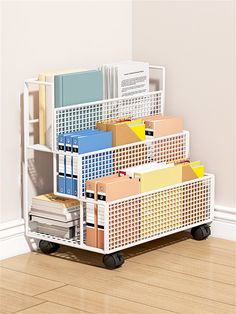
[54,91,162,144]
[107,176,213,251]
[28,204,86,245]
[79,131,189,198]
[28,232,79,245]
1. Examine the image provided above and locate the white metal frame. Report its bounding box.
[23,64,214,256]
[24,66,165,152]
[103,173,215,253]
[26,174,214,254]
[52,130,190,199]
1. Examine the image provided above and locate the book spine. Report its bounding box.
[45,75,54,149]
[54,75,63,108]
[58,134,66,194]
[72,137,78,196]
[38,74,46,144]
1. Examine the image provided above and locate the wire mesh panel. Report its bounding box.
[107,175,213,251]
[78,131,189,198]
[55,91,163,145]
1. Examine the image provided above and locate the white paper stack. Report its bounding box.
[30,216,79,239]
[100,61,149,99]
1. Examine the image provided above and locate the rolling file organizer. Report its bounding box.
[23,65,215,269]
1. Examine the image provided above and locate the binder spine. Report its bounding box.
[58,134,65,194]
[72,136,79,196]
[65,135,73,195]
[97,203,105,249]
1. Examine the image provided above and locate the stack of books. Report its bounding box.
[29,193,80,239]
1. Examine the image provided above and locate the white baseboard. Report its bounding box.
[0,219,31,260]
[211,205,236,241]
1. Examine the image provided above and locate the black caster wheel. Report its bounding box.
[39,240,60,254]
[103,252,124,269]
[191,224,211,241]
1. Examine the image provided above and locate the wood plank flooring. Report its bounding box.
[0,232,235,314]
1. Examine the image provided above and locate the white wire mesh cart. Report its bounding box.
[23,66,215,269]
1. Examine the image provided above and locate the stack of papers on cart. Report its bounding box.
[30,216,79,239]
[100,61,149,99]
[30,193,81,239]
[30,193,80,222]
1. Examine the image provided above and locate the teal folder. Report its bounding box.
[54,70,103,108]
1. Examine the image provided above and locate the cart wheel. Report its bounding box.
[191,224,211,241]
[39,240,60,254]
[103,252,124,269]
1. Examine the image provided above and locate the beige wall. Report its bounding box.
[133,0,235,208]
[1,0,235,225]
[0,0,132,223]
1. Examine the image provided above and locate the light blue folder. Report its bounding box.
[54,70,103,108]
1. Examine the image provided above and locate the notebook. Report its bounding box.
[54,70,103,108]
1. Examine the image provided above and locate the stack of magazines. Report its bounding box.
[29,193,80,239]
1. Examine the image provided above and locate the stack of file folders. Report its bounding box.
[85,174,140,249]
[58,129,112,196]
[83,160,204,246]
[119,160,204,192]
[29,193,80,239]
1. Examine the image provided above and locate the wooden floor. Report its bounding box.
[0,232,235,314]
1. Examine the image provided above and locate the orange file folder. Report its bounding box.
[97,176,140,202]
[97,118,145,147]
[97,176,140,249]
[139,115,183,138]
[85,174,121,248]
[182,161,204,181]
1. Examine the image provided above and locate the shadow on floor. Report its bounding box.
[37,231,191,268]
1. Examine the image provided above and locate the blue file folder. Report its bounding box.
[71,130,112,196]
[57,130,89,195]
[57,130,112,196]
[58,134,66,193]
[65,130,100,195]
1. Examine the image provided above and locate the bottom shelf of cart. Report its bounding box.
[27,231,105,254]
[27,218,212,255]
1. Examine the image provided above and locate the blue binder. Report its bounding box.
[65,130,98,195]
[57,134,66,193]
[72,130,112,196]
[57,130,88,195]
[57,130,113,196]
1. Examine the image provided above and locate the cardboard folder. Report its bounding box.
[182,161,204,181]
[97,176,140,202]
[139,115,183,138]
[85,174,119,248]
[97,176,140,249]
[97,118,145,147]
[121,163,182,193]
